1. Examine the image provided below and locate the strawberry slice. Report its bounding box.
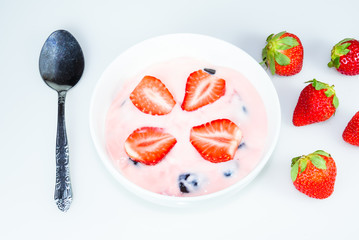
[124,127,177,165]
[130,76,176,115]
[181,69,226,111]
[190,119,242,163]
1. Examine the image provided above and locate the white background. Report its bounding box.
[1,0,358,239]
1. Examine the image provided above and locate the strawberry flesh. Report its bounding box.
[124,127,177,165]
[181,69,226,111]
[130,76,176,115]
[190,119,242,163]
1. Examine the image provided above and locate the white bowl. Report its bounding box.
[89,33,281,207]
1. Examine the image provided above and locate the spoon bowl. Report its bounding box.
[39,29,84,212]
[40,30,84,91]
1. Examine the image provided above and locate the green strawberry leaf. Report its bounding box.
[272,31,286,41]
[313,150,330,157]
[291,160,299,182]
[311,79,328,91]
[274,51,291,66]
[266,33,274,42]
[262,46,268,64]
[291,156,301,167]
[300,159,308,173]
[276,44,293,51]
[324,88,334,97]
[337,38,354,45]
[333,57,341,69]
[268,52,276,75]
[305,79,314,84]
[309,155,327,170]
[336,43,351,55]
[333,95,339,109]
[277,36,299,48]
[262,47,267,59]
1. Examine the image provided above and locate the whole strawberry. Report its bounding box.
[328,38,359,75]
[343,111,359,146]
[291,150,337,199]
[262,31,304,76]
[293,79,339,126]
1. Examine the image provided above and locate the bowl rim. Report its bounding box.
[89,33,281,206]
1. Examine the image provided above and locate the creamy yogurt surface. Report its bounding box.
[105,57,268,197]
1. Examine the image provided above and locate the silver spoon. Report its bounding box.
[39,30,84,212]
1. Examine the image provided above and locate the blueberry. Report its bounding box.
[242,105,248,114]
[223,170,233,177]
[129,157,139,165]
[178,173,199,193]
[237,142,245,149]
[120,99,127,107]
[221,161,239,178]
[231,94,248,116]
[204,68,216,75]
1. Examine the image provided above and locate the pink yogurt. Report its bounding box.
[105,57,268,197]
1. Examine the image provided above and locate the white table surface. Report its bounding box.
[1,0,358,239]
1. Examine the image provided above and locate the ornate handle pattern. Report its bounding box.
[54,90,73,212]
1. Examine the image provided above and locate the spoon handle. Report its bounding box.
[54,90,73,212]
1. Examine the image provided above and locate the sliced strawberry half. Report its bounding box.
[181,69,226,111]
[130,76,176,115]
[190,119,242,163]
[124,127,177,165]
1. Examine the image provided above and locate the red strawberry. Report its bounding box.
[328,38,359,75]
[293,79,339,126]
[291,150,337,199]
[124,127,177,165]
[343,111,359,146]
[261,31,304,76]
[130,75,176,115]
[190,119,242,163]
[181,69,226,111]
